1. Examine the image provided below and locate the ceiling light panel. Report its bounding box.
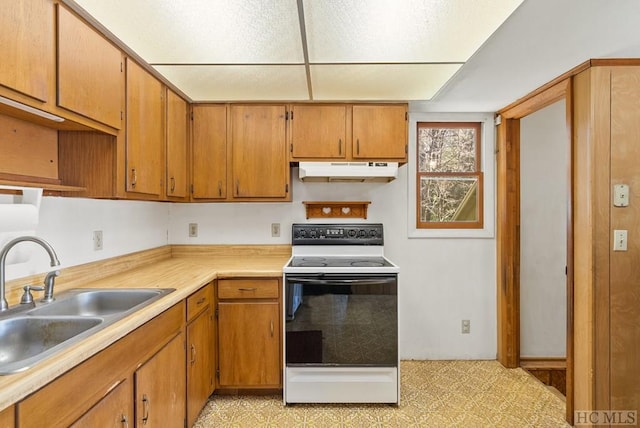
[311,64,462,100]
[303,0,524,63]
[73,0,304,63]
[153,65,309,101]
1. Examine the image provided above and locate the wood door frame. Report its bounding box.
[496,78,574,423]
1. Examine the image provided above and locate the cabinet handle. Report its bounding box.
[190,344,197,365]
[196,297,206,305]
[131,168,137,188]
[356,139,360,155]
[238,287,257,291]
[121,414,129,428]
[170,177,175,193]
[218,181,222,197]
[270,319,274,337]
[141,394,149,425]
[338,139,342,155]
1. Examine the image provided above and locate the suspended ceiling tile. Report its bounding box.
[153,65,309,101]
[74,0,303,63]
[303,0,524,63]
[310,64,462,100]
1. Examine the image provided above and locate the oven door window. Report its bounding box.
[285,274,397,367]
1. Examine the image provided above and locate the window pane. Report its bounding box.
[417,126,477,173]
[419,176,479,223]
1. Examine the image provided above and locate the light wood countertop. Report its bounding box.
[0,246,291,411]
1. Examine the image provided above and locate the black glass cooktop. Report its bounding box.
[289,256,394,268]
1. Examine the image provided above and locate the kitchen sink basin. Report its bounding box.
[28,288,173,317]
[0,316,102,374]
[0,287,174,374]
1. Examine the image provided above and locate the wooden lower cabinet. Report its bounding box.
[16,303,184,428]
[70,378,132,428]
[187,307,214,426]
[0,405,14,428]
[135,333,186,427]
[217,278,281,389]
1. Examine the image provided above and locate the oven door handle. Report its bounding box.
[286,278,396,286]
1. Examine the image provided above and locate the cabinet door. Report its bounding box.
[70,378,132,428]
[57,5,123,129]
[166,90,188,198]
[135,333,186,427]
[0,405,14,428]
[187,309,214,426]
[218,301,280,387]
[126,59,164,196]
[291,105,346,159]
[192,105,227,199]
[0,0,53,102]
[352,105,407,160]
[230,105,288,199]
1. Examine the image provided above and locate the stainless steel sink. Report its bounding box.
[28,288,172,317]
[0,316,102,374]
[0,287,174,374]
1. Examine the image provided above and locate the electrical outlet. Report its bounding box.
[462,319,471,334]
[189,223,198,238]
[93,230,103,251]
[271,223,281,237]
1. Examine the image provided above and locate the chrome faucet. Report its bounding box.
[0,236,60,311]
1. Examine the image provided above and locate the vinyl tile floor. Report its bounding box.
[193,360,570,427]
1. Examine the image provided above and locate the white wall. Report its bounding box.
[169,164,497,360]
[519,100,567,357]
[2,196,169,281]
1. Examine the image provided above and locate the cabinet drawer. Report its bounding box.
[187,284,212,321]
[218,279,279,299]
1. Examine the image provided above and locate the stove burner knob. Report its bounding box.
[358,230,366,237]
[299,230,307,238]
[309,230,317,238]
[369,230,377,238]
[347,229,357,238]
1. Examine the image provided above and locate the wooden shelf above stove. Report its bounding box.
[303,201,371,219]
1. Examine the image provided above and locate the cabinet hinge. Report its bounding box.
[216,368,220,379]
[290,143,293,153]
[215,307,219,318]
[120,111,123,121]
[190,111,194,120]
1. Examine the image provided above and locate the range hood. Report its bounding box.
[298,162,399,182]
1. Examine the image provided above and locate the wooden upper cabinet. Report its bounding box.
[352,104,407,160]
[192,104,227,200]
[290,105,347,159]
[125,59,164,197]
[230,105,289,199]
[166,90,188,199]
[57,5,123,129]
[0,0,54,102]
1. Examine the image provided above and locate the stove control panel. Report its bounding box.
[292,223,383,246]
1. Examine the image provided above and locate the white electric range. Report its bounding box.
[283,223,399,405]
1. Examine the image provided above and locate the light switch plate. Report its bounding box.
[613,229,628,251]
[613,184,629,207]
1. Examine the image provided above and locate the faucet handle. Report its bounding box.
[42,270,60,303]
[21,285,45,305]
